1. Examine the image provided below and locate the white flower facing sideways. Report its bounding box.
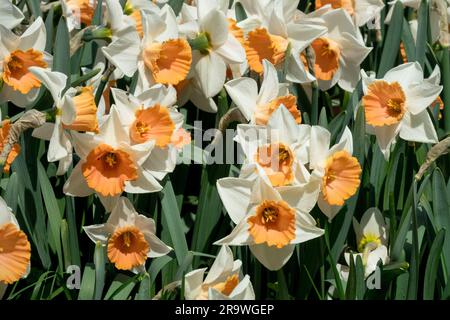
[337,207,389,281]
[225,60,302,125]
[61,0,96,32]
[30,67,99,175]
[308,9,372,92]
[184,245,255,300]
[104,3,192,95]
[0,196,31,297]
[309,126,362,221]
[111,84,186,181]
[63,106,162,211]
[361,62,442,160]
[0,17,53,108]
[214,176,324,271]
[238,0,327,84]
[83,197,171,273]
[0,0,24,29]
[235,105,311,188]
[180,0,246,99]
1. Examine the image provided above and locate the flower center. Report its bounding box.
[107,225,150,270]
[255,94,301,126]
[255,142,295,187]
[248,200,296,248]
[104,152,117,167]
[2,49,48,94]
[362,80,406,126]
[311,37,341,81]
[358,233,381,253]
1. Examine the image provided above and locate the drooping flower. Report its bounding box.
[309,9,372,92]
[0,120,20,173]
[239,0,328,83]
[235,105,310,187]
[0,18,52,107]
[214,176,324,271]
[225,60,301,125]
[361,62,442,159]
[112,84,184,181]
[0,196,31,287]
[63,106,162,211]
[184,245,255,300]
[84,197,171,272]
[309,126,362,220]
[30,67,98,175]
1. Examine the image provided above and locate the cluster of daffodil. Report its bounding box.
[0,0,448,301]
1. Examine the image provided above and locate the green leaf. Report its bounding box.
[345,255,356,300]
[401,17,416,62]
[53,17,71,89]
[78,264,96,300]
[26,0,41,17]
[377,1,404,77]
[94,242,106,300]
[415,0,429,68]
[235,2,247,22]
[168,0,184,16]
[355,255,366,300]
[104,274,138,300]
[423,229,445,299]
[44,6,55,53]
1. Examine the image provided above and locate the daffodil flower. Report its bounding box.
[184,245,255,300]
[315,0,385,28]
[0,17,53,108]
[30,67,99,175]
[309,126,362,220]
[180,0,246,98]
[337,208,389,280]
[214,176,324,271]
[308,9,372,92]
[0,0,24,29]
[225,60,301,124]
[63,106,161,211]
[61,0,96,32]
[83,197,171,272]
[235,105,311,187]
[111,84,185,181]
[361,62,442,159]
[0,196,31,293]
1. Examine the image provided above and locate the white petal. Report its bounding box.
[63,163,93,197]
[214,219,252,246]
[317,193,343,221]
[125,169,163,193]
[399,111,438,144]
[249,244,295,271]
[83,224,109,244]
[224,78,258,121]
[257,60,280,105]
[98,106,130,146]
[184,268,207,300]
[292,212,325,244]
[0,1,24,29]
[200,9,228,48]
[309,126,331,170]
[194,51,226,98]
[18,17,46,52]
[384,62,424,89]
[204,245,234,284]
[48,119,70,162]
[137,84,177,108]
[277,178,321,214]
[405,82,442,115]
[215,34,246,65]
[217,178,253,224]
[146,233,172,258]
[360,207,388,245]
[102,28,140,77]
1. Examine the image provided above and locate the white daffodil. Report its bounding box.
[0,0,24,29]
[225,60,302,125]
[361,62,442,159]
[84,196,171,273]
[180,0,246,98]
[0,196,31,296]
[315,0,385,28]
[238,0,327,84]
[308,9,372,92]
[235,105,311,187]
[0,17,53,108]
[61,0,96,32]
[176,75,219,113]
[309,126,362,221]
[184,245,255,300]
[63,105,162,211]
[30,67,99,175]
[337,207,389,280]
[103,3,192,95]
[214,176,324,271]
[111,84,185,181]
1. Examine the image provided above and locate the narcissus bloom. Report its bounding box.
[61,0,95,31]
[180,0,246,98]
[309,9,372,92]
[184,245,255,300]
[84,197,171,272]
[214,176,324,271]
[337,207,389,279]
[225,60,301,124]
[315,0,385,27]
[30,67,98,175]
[0,18,52,107]
[0,0,24,29]
[63,106,162,209]
[235,106,310,187]
[0,120,20,173]
[309,126,362,220]
[112,84,184,180]
[361,62,442,159]
[0,196,31,287]
[239,0,327,83]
